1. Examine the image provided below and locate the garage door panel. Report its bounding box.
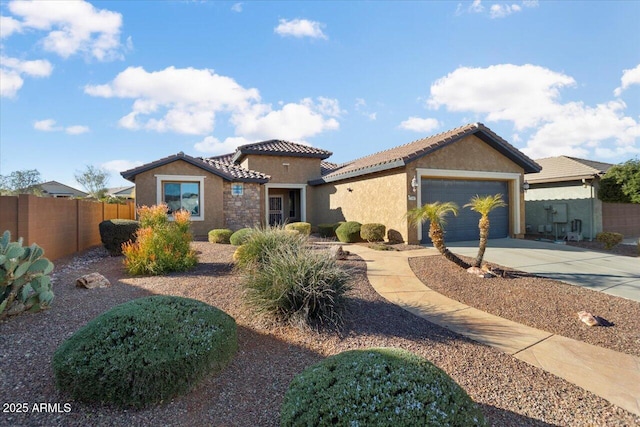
[421,179,509,243]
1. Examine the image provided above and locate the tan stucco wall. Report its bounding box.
[312,170,409,242]
[241,155,322,183]
[405,135,527,242]
[133,160,224,237]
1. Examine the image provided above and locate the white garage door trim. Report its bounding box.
[414,168,523,241]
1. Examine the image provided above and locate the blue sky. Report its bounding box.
[1,0,639,189]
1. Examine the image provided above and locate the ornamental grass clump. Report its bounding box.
[281,348,487,427]
[52,296,237,408]
[234,226,306,271]
[122,204,197,275]
[230,228,255,246]
[242,241,350,329]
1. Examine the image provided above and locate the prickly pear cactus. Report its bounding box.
[0,230,54,319]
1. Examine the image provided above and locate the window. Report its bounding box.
[155,175,205,221]
[231,183,243,196]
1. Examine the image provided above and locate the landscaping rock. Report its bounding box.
[329,245,349,260]
[467,266,492,278]
[578,310,599,326]
[76,273,111,289]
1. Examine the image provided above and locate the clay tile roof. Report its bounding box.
[525,156,613,184]
[232,140,332,163]
[320,161,339,175]
[311,123,540,184]
[121,152,269,183]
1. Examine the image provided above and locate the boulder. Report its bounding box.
[329,245,349,260]
[76,273,111,289]
[577,310,599,326]
[466,266,492,278]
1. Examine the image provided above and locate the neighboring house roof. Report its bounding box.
[121,152,270,183]
[231,140,332,164]
[320,161,340,175]
[106,186,135,197]
[526,156,613,184]
[38,181,88,197]
[310,123,541,184]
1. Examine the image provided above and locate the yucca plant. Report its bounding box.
[464,193,507,267]
[406,202,470,269]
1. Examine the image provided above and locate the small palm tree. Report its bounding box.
[406,202,470,269]
[464,193,507,268]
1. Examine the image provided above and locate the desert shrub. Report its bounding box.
[208,229,233,244]
[332,222,345,232]
[360,223,386,242]
[230,228,255,246]
[284,222,311,236]
[335,221,362,243]
[53,296,237,408]
[317,223,335,238]
[122,205,197,275]
[242,243,350,329]
[234,227,306,271]
[1,230,54,319]
[368,242,397,251]
[99,219,140,256]
[281,348,486,427]
[596,231,624,249]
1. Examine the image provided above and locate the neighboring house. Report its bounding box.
[106,186,135,199]
[38,181,88,198]
[524,156,613,241]
[122,123,541,244]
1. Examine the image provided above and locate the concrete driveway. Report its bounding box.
[445,238,640,302]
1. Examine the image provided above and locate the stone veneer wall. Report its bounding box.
[223,182,262,230]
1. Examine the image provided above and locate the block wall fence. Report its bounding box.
[0,195,135,260]
[602,202,640,237]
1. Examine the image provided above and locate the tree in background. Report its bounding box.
[598,158,640,204]
[75,165,110,200]
[0,169,43,195]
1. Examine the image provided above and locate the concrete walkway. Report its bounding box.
[345,244,640,417]
[447,238,640,302]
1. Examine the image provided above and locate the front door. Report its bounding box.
[269,196,283,225]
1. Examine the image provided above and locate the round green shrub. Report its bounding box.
[595,231,624,249]
[52,296,237,408]
[208,228,233,244]
[230,228,255,246]
[332,222,345,232]
[335,221,362,243]
[317,223,336,238]
[281,348,486,427]
[99,219,140,256]
[284,222,311,236]
[360,223,386,242]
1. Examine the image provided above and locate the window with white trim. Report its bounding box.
[231,183,244,196]
[155,175,205,221]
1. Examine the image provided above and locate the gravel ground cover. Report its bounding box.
[1,242,639,426]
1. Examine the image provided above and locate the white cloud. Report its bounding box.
[428,64,576,130]
[469,0,484,13]
[490,4,521,18]
[0,15,22,38]
[427,63,639,160]
[102,159,143,174]
[367,112,377,121]
[231,3,243,13]
[194,136,251,154]
[355,98,367,110]
[34,119,61,131]
[274,18,327,39]
[399,117,441,133]
[7,0,124,61]
[315,96,344,117]
[1,56,52,97]
[85,66,261,135]
[66,125,90,135]
[232,97,339,142]
[614,64,640,97]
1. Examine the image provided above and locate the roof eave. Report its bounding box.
[527,174,601,184]
[310,159,406,185]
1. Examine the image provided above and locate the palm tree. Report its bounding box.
[464,194,507,268]
[406,202,470,269]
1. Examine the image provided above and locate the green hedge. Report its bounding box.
[230,228,255,246]
[53,296,237,408]
[360,223,386,242]
[335,221,362,243]
[317,223,336,238]
[98,219,140,256]
[208,229,233,244]
[285,222,311,236]
[281,348,486,426]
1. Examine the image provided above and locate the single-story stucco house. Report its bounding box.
[122,123,541,244]
[524,156,613,241]
[38,181,89,198]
